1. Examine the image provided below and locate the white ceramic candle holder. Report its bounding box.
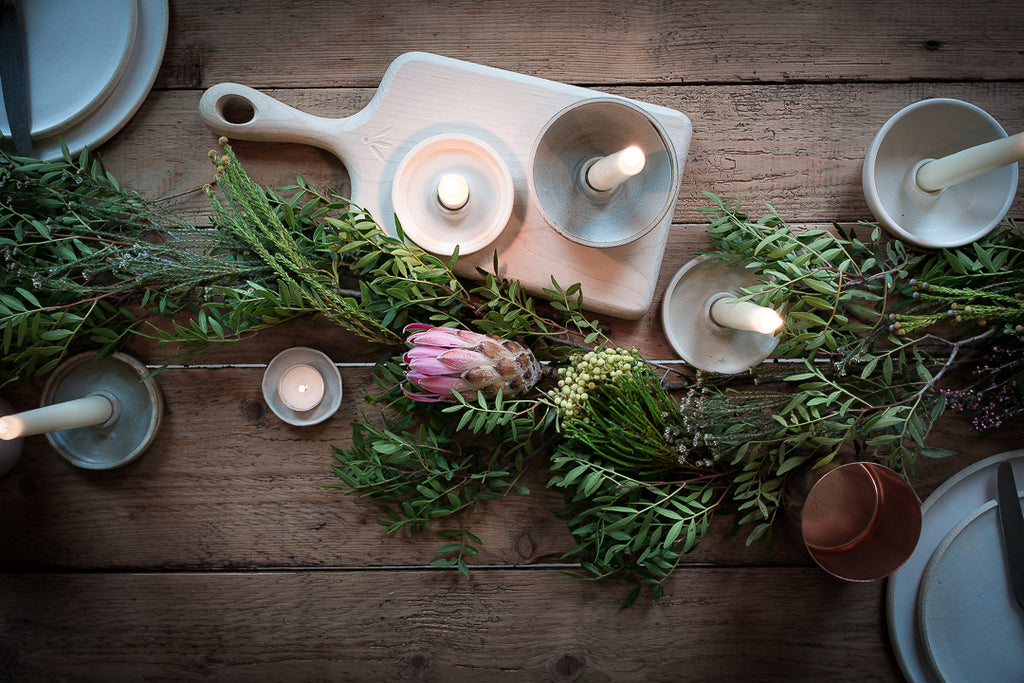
[863,98,1019,248]
[38,351,164,469]
[661,257,782,373]
[391,133,514,256]
[531,97,679,248]
[262,347,342,426]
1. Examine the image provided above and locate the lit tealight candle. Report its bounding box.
[277,364,325,412]
[0,395,115,440]
[709,298,784,335]
[436,173,470,211]
[585,145,646,192]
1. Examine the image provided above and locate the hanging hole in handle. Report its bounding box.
[218,95,256,125]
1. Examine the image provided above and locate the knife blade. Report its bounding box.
[0,0,31,156]
[997,461,1024,610]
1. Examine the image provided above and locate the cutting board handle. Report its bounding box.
[199,83,344,151]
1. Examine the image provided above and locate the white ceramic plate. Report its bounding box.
[1,0,168,160]
[886,450,1024,682]
[0,0,137,138]
[917,496,1024,682]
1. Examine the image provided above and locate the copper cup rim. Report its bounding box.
[800,461,922,582]
[804,461,883,553]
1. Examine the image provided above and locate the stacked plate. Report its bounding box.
[0,0,168,160]
[887,450,1024,682]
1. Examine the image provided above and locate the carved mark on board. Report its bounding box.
[362,127,394,162]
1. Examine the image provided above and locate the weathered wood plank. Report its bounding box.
[0,568,902,680]
[2,366,1018,571]
[158,0,1024,89]
[3,0,1023,679]
[99,83,1024,226]
[0,368,800,569]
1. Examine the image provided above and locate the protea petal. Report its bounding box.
[411,374,472,395]
[438,348,490,372]
[463,365,501,388]
[405,328,473,349]
[403,346,445,361]
[402,386,444,402]
[405,355,453,376]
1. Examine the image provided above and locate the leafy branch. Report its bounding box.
[7,144,1023,604]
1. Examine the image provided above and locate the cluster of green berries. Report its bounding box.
[551,347,639,421]
[203,138,233,196]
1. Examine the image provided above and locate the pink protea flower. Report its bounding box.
[402,323,542,402]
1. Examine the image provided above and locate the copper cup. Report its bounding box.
[801,462,921,582]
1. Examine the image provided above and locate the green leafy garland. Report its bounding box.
[2,145,1022,605]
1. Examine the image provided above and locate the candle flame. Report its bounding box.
[298,384,309,393]
[618,145,646,175]
[0,416,22,441]
[752,308,785,335]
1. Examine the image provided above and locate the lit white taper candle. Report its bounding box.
[0,395,115,440]
[709,298,784,335]
[916,131,1024,192]
[585,145,646,191]
[436,173,470,211]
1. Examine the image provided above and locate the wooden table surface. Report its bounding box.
[3,1,1023,680]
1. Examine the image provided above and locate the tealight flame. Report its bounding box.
[437,173,470,211]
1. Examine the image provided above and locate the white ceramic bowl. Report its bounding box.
[862,98,1017,248]
[530,97,679,248]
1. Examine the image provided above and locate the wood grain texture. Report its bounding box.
[158,0,1024,88]
[100,83,1024,226]
[2,367,1018,572]
[1,569,900,681]
[4,0,1024,678]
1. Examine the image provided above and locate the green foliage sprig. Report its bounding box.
[542,196,1024,595]
[675,193,1024,543]
[0,144,285,384]
[6,143,1023,605]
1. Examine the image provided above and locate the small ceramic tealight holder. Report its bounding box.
[531,97,679,247]
[0,352,164,470]
[391,133,514,256]
[262,347,342,426]
[661,257,784,374]
[863,98,1020,248]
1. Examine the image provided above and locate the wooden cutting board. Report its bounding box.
[199,52,692,319]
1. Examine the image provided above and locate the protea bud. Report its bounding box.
[402,323,542,402]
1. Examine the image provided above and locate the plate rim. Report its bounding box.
[0,0,141,138]
[886,449,1024,683]
[1,0,168,160]
[916,496,1024,680]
